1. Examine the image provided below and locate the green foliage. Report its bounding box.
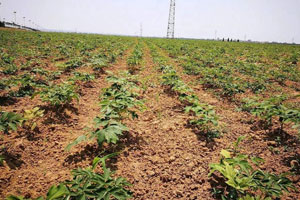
[185,102,219,134]
[9,74,46,97]
[127,44,143,67]
[31,68,49,76]
[209,143,294,199]
[238,194,271,200]
[127,43,144,74]
[148,45,219,138]
[181,60,201,75]
[232,135,246,153]
[7,184,68,200]
[68,71,144,149]
[67,120,128,151]
[0,111,23,133]
[7,155,132,200]
[285,52,298,65]
[1,52,15,64]
[246,80,266,94]
[150,37,300,99]
[48,71,62,81]
[65,58,83,70]
[2,64,18,75]
[0,154,4,166]
[0,79,10,91]
[64,155,132,199]
[57,44,72,57]
[241,95,300,132]
[160,65,193,96]
[201,69,246,97]
[57,58,83,72]
[90,57,108,71]
[100,74,143,119]
[95,73,143,140]
[69,72,95,82]
[39,82,79,106]
[162,71,193,95]
[22,107,44,131]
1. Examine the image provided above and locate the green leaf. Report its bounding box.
[103,166,111,182]
[31,122,37,131]
[8,122,17,131]
[221,149,231,159]
[6,196,25,200]
[46,184,69,200]
[235,135,246,148]
[65,135,87,151]
[92,157,101,170]
[251,157,264,166]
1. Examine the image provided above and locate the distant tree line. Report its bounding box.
[222,38,240,42]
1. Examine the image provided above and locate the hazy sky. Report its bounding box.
[1,0,300,43]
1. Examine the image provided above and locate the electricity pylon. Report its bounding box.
[167,0,176,38]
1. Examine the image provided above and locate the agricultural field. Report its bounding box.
[0,28,300,200]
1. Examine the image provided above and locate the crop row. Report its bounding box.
[1,31,140,199]
[126,42,144,74]
[67,71,144,150]
[147,42,219,139]
[146,41,296,200]
[0,35,133,134]
[153,39,300,96]
[150,39,300,137]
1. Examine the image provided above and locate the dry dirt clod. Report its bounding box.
[147,170,156,176]
[168,156,176,163]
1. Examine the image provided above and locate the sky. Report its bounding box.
[0,0,300,43]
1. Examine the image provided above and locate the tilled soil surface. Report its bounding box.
[113,45,300,199]
[0,42,300,200]
[0,47,133,198]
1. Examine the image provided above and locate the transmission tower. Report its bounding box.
[167,0,176,38]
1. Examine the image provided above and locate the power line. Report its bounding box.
[167,0,176,38]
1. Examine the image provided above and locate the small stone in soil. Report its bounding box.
[147,170,155,176]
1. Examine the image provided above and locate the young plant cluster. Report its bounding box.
[153,38,300,99]
[241,95,300,134]
[148,43,219,138]
[67,71,144,149]
[0,31,133,104]
[89,39,129,73]
[57,57,83,72]
[0,111,23,134]
[127,43,144,74]
[7,155,132,200]
[21,107,44,131]
[1,74,47,98]
[68,72,95,83]
[0,107,44,134]
[64,71,144,198]
[1,51,18,75]
[37,82,79,107]
[209,137,294,200]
